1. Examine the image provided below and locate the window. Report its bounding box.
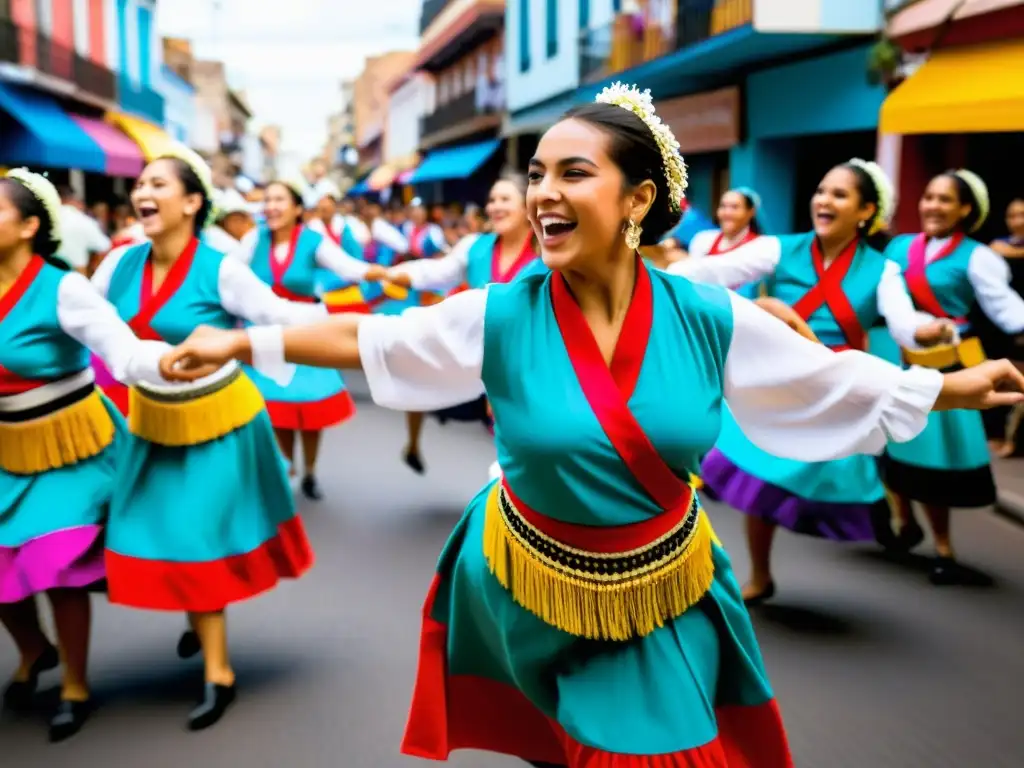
[613,0,621,12]
[579,0,589,29]
[546,0,557,58]
[518,0,530,72]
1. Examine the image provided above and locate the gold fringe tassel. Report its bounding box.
[902,336,986,370]
[129,373,264,447]
[322,285,365,307]
[482,486,716,642]
[0,390,115,475]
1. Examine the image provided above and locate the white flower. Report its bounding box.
[6,168,63,245]
[847,158,895,235]
[952,169,990,232]
[596,82,688,213]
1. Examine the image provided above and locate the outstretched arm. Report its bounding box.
[668,236,782,287]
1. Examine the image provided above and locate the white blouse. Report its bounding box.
[249,285,945,463]
[403,221,449,254]
[392,233,481,291]
[92,244,329,329]
[230,227,371,284]
[667,236,933,350]
[686,228,753,261]
[372,218,410,254]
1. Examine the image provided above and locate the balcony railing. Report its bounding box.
[420,87,498,138]
[118,78,166,124]
[0,20,117,101]
[579,0,752,83]
[420,0,452,34]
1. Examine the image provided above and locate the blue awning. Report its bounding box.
[409,139,501,184]
[0,82,106,172]
[348,178,371,195]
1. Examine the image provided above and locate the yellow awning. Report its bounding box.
[880,39,1024,134]
[106,111,176,160]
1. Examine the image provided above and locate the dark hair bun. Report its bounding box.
[562,102,682,246]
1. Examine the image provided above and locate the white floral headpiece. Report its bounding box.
[952,169,990,232]
[595,82,688,213]
[6,168,62,246]
[156,142,216,228]
[275,176,309,205]
[847,158,895,235]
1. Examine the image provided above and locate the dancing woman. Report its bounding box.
[231,179,373,499]
[380,174,546,474]
[92,148,323,730]
[876,171,1024,584]
[160,85,1023,767]
[0,169,174,741]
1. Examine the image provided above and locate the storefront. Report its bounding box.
[729,44,886,234]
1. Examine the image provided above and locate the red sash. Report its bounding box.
[325,221,341,247]
[708,229,758,256]
[904,233,966,322]
[491,235,536,284]
[128,238,200,341]
[269,226,316,303]
[409,225,429,258]
[548,259,693,540]
[791,237,865,352]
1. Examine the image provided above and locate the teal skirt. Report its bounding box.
[0,396,125,603]
[400,482,792,766]
[104,411,314,612]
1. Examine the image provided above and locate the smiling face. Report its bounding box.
[485,179,528,236]
[919,175,972,238]
[264,183,303,232]
[717,191,754,237]
[130,159,204,238]
[1007,199,1024,239]
[527,118,653,270]
[810,166,875,243]
[0,183,41,257]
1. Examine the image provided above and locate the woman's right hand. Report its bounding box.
[914,320,956,347]
[363,265,388,282]
[384,269,413,288]
[159,326,248,382]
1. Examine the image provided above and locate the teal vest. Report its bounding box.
[250,225,323,298]
[766,233,886,350]
[106,241,237,344]
[466,233,547,289]
[0,258,88,379]
[884,234,978,323]
[483,270,733,526]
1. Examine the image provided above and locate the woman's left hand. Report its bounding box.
[936,359,1024,411]
[159,326,248,382]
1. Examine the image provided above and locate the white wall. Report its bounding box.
[754,0,883,33]
[72,0,90,56]
[386,73,432,160]
[506,0,582,113]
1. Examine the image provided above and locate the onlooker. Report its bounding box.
[56,186,111,274]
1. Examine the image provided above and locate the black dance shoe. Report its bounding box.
[742,581,776,607]
[300,475,323,501]
[177,630,201,659]
[403,450,425,475]
[187,682,236,731]
[2,644,59,713]
[49,699,92,743]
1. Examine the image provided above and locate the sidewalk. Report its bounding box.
[993,457,1024,526]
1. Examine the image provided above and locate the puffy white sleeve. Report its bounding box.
[345,215,370,245]
[372,218,409,253]
[313,237,372,282]
[686,230,718,261]
[228,228,259,266]
[357,288,487,410]
[89,244,132,297]
[392,234,474,291]
[57,272,173,386]
[668,236,781,286]
[967,244,1024,334]
[218,256,328,325]
[875,259,936,350]
[723,291,943,461]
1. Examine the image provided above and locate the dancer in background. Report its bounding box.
[231,179,372,499]
[402,198,448,259]
[878,171,1024,584]
[157,84,1024,768]
[381,174,546,474]
[305,181,366,297]
[672,160,944,603]
[0,169,174,741]
[203,188,255,253]
[687,187,762,261]
[93,149,323,730]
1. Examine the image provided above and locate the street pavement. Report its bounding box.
[4,375,1024,767]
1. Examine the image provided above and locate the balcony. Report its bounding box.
[416,0,505,72]
[0,20,117,102]
[419,83,503,147]
[579,0,752,83]
[420,0,451,35]
[118,79,165,124]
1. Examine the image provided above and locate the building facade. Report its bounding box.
[385,70,432,165]
[352,50,416,178]
[111,0,163,123]
[159,62,193,143]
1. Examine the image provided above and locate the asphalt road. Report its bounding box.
[4,375,1024,767]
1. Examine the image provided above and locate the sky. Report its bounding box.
[159,0,421,168]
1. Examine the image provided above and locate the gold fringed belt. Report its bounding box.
[902,336,986,371]
[482,482,715,642]
[129,366,265,447]
[0,369,115,475]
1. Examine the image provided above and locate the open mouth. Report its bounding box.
[814,211,836,225]
[137,204,159,224]
[539,215,577,244]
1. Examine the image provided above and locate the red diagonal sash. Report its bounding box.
[0,255,44,327]
[791,238,866,351]
[270,225,302,290]
[904,233,965,322]
[708,229,758,256]
[550,259,691,512]
[409,225,429,258]
[491,235,536,284]
[326,221,341,247]
[128,238,199,341]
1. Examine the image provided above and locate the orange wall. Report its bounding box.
[51,0,75,47]
[88,0,106,63]
[11,0,37,67]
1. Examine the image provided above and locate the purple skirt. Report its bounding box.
[0,526,106,603]
[701,449,886,543]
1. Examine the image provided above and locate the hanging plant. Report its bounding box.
[867,37,903,86]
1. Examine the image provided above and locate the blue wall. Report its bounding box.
[685,156,715,219]
[137,4,153,88]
